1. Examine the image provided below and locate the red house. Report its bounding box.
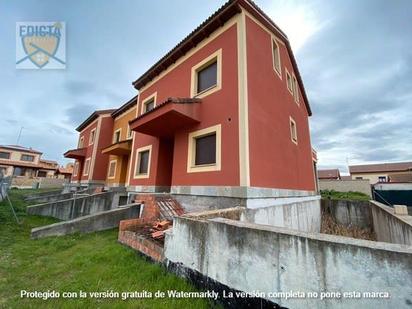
[127,0,318,208]
[64,109,115,187]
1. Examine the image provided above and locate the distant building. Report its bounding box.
[349,162,412,184]
[0,145,61,178]
[318,169,341,180]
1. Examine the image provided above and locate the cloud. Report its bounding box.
[291,0,412,171]
[64,104,97,126]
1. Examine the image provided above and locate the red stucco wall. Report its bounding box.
[129,23,240,187]
[245,15,315,191]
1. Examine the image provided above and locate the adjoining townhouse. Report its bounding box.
[126,0,318,209]
[64,109,115,188]
[349,161,412,184]
[0,145,59,178]
[102,96,137,188]
[318,169,341,180]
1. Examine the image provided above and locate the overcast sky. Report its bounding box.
[0,0,411,173]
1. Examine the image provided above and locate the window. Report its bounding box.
[197,61,217,94]
[286,70,293,94]
[187,124,221,173]
[292,74,299,104]
[195,134,216,166]
[21,154,34,162]
[13,167,27,176]
[134,145,152,179]
[83,158,91,176]
[290,117,298,144]
[378,176,387,183]
[0,167,6,176]
[272,39,281,76]
[78,136,84,148]
[37,171,47,178]
[73,161,79,177]
[144,99,155,113]
[107,160,117,179]
[141,93,157,115]
[127,125,132,139]
[0,152,10,159]
[113,129,121,143]
[89,129,96,145]
[355,177,363,180]
[191,49,222,98]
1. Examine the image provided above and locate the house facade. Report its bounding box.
[102,96,137,188]
[349,162,412,184]
[64,109,115,187]
[125,0,317,208]
[0,145,59,178]
[318,169,341,180]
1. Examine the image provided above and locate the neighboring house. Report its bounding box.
[349,161,412,184]
[318,169,341,180]
[56,163,74,180]
[102,96,137,187]
[124,0,317,207]
[0,145,58,178]
[64,109,115,186]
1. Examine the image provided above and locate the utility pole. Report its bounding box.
[16,126,24,145]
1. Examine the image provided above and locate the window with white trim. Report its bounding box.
[73,161,79,176]
[21,154,34,162]
[290,117,298,144]
[113,129,121,143]
[127,125,132,139]
[78,136,84,148]
[187,125,221,173]
[272,39,281,76]
[191,50,222,98]
[89,129,96,145]
[107,160,117,179]
[134,145,152,179]
[292,74,299,104]
[83,158,91,176]
[286,70,293,94]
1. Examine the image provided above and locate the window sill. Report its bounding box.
[187,163,220,173]
[193,84,221,99]
[133,173,149,179]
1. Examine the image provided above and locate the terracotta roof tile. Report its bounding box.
[349,162,412,174]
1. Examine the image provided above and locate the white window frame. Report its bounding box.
[133,145,152,179]
[190,49,222,99]
[272,38,282,78]
[113,128,122,143]
[89,129,96,146]
[127,125,133,140]
[187,124,221,173]
[73,161,79,177]
[78,136,84,148]
[285,69,293,95]
[290,117,298,145]
[83,158,91,176]
[107,160,117,179]
[292,73,300,105]
[140,92,157,115]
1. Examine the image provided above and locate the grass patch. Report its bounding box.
[320,190,370,201]
[0,189,217,308]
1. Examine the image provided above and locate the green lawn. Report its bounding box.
[0,189,216,309]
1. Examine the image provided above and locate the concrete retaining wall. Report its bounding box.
[240,197,321,232]
[370,201,412,245]
[321,199,372,229]
[319,180,371,196]
[27,191,122,220]
[165,217,412,308]
[31,204,140,239]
